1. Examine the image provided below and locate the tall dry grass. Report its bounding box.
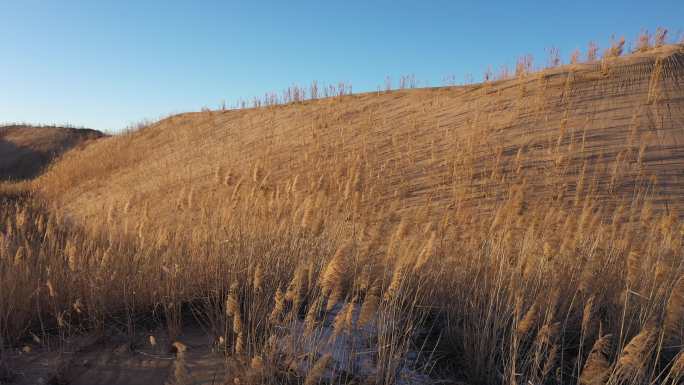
[1,34,683,385]
[2,154,682,384]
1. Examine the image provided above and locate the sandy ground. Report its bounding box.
[3,303,433,384]
[4,328,225,385]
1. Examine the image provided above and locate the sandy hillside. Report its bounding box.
[37,45,684,231]
[0,124,104,181]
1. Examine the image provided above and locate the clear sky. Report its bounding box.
[1,0,682,132]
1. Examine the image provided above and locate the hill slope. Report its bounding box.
[38,45,684,230]
[0,124,104,181]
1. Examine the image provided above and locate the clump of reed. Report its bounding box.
[3,165,681,384]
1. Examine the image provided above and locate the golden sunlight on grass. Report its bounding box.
[1,42,683,385]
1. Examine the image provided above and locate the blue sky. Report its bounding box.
[1,1,682,132]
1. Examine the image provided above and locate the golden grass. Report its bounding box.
[0,41,683,385]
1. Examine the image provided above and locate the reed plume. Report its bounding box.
[359,285,380,328]
[303,353,332,385]
[582,295,596,336]
[579,334,612,385]
[269,287,285,323]
[235,332,245,354]
[664,276,684,348]
[668,351,684,383]
[516,303,539,336]
[614,325,655,382]
[626,250,641,288]
[286,264,308,317]
[304,297,322,336]
[413,231,436,272]
[226,282,240,318]
[384,262,405,301]
[332,301,352,340]
[253,264,263,294]
[320,242,350,307]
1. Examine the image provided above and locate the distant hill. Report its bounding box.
[0,124,104,181]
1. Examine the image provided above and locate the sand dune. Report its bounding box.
[38,44,684,231]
